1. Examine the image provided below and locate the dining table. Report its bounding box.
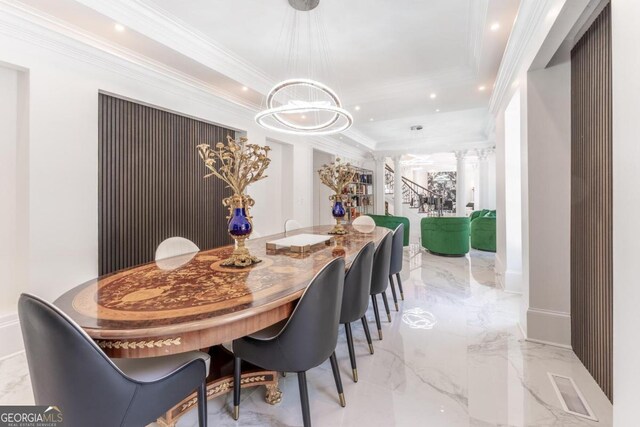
[55,224,390,426]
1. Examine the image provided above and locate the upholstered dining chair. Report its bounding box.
[284,218,302,233]
[388,223,405,310]
[18,294,210,427]
[155,236,200,260]
[351,215,376,233]
[232,257,346,427]
[339,241,375,382]
[369,231,393,340]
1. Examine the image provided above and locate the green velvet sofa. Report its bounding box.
[469,210,496,252]
[420,217,470,256]
[366,214,410,246]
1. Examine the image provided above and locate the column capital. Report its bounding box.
[454,150,468,161]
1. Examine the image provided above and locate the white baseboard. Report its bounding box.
[526,307,571,347]
[494,254,506,289]
[0,312,23,358]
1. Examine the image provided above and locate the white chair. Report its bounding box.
[284,219,302,233]
[352,215,376,233]
[155,237,199,270]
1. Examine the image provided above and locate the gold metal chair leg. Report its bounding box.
[339,392,346,407]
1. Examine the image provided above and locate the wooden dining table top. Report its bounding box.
[54,225,389,357]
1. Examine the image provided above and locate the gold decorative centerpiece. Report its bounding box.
[318,158,357,235]
[197,136,271,267]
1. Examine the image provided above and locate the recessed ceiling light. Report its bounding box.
[478,85,486,91]
[369,118,374,121]
[114,23,125,32]
[436,108,440,112]
[301,115,306,119]
[430,93,437,99]
[355,105,361,111]
[241,86,249,92]
[339,136,343,140]
[490,22,500,31]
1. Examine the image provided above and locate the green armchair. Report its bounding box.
[366,214,410,246]
[470,216,496,252]
[420,217,470,256]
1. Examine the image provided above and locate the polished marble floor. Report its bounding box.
[0,247,613,426]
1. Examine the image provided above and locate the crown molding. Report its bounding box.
[488,0,563,116]
[0,1,375,158]
[74,0,275,93]
[375,134,490,155]
[0,0,260,115]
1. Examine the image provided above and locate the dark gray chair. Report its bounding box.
[232,257,346,427]
[340,241,375,382]
[370,231,393,340]
[18,294,209,427]
[388,223,405,310]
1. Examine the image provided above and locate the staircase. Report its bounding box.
[385,165,444,216]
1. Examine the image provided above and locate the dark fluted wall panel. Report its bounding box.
[570,3,612,401]
[99,94,233,275]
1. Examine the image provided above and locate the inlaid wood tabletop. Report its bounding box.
[55,225,389,358]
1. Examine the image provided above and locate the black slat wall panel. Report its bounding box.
[99,94,233,275]
[570,3,612,401]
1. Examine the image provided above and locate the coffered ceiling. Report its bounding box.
[14,0,520,154]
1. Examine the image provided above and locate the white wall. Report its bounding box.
[248,139,294,236]
[0,64,29,358]
[0,66,19,314]
[495,110,507,288]
[612,0,640,423]
[312,149,335,226]
[524,52,571,347]
[503,91,524,295]
[0,27,367,357]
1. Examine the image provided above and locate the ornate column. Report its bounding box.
[373,155,386,215]
[477,148,489,210]
[393,155,403,216]
[455,150,468,216]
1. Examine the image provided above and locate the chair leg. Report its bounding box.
[329,351,346,407]
[297,371,312,427]
[197,380,207,427]
[396,273,405,300]
[381,292,392,322]
[388,275,399,311]
[233,356,241,420]
[371,295,383,340]
[361,315,374,354]
[344,323,358,382]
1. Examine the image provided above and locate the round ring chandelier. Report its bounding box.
[255,0,353,136]
[255,79,353,135]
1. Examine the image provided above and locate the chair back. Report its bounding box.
[352,215,376,233]
[284,219,302,233]
[340,242,374,323]
[18,294,135,425]
[275,257,345,371]
[389,223,404,275]
[370,231,392,294]
[155,237,199,260]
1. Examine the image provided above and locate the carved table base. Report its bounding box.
[156,346,281,427]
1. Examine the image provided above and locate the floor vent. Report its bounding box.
[548,373,598,421]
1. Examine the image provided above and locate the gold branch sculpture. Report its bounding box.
[317,158,357,235]
[197,135,271,267]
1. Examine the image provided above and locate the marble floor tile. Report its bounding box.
[1,247,613,426]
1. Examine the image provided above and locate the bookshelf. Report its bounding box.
[342,167,374,220]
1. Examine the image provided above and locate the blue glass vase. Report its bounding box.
[228,207,252,237]
[329,197,348,235]
[332,201,346,219]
